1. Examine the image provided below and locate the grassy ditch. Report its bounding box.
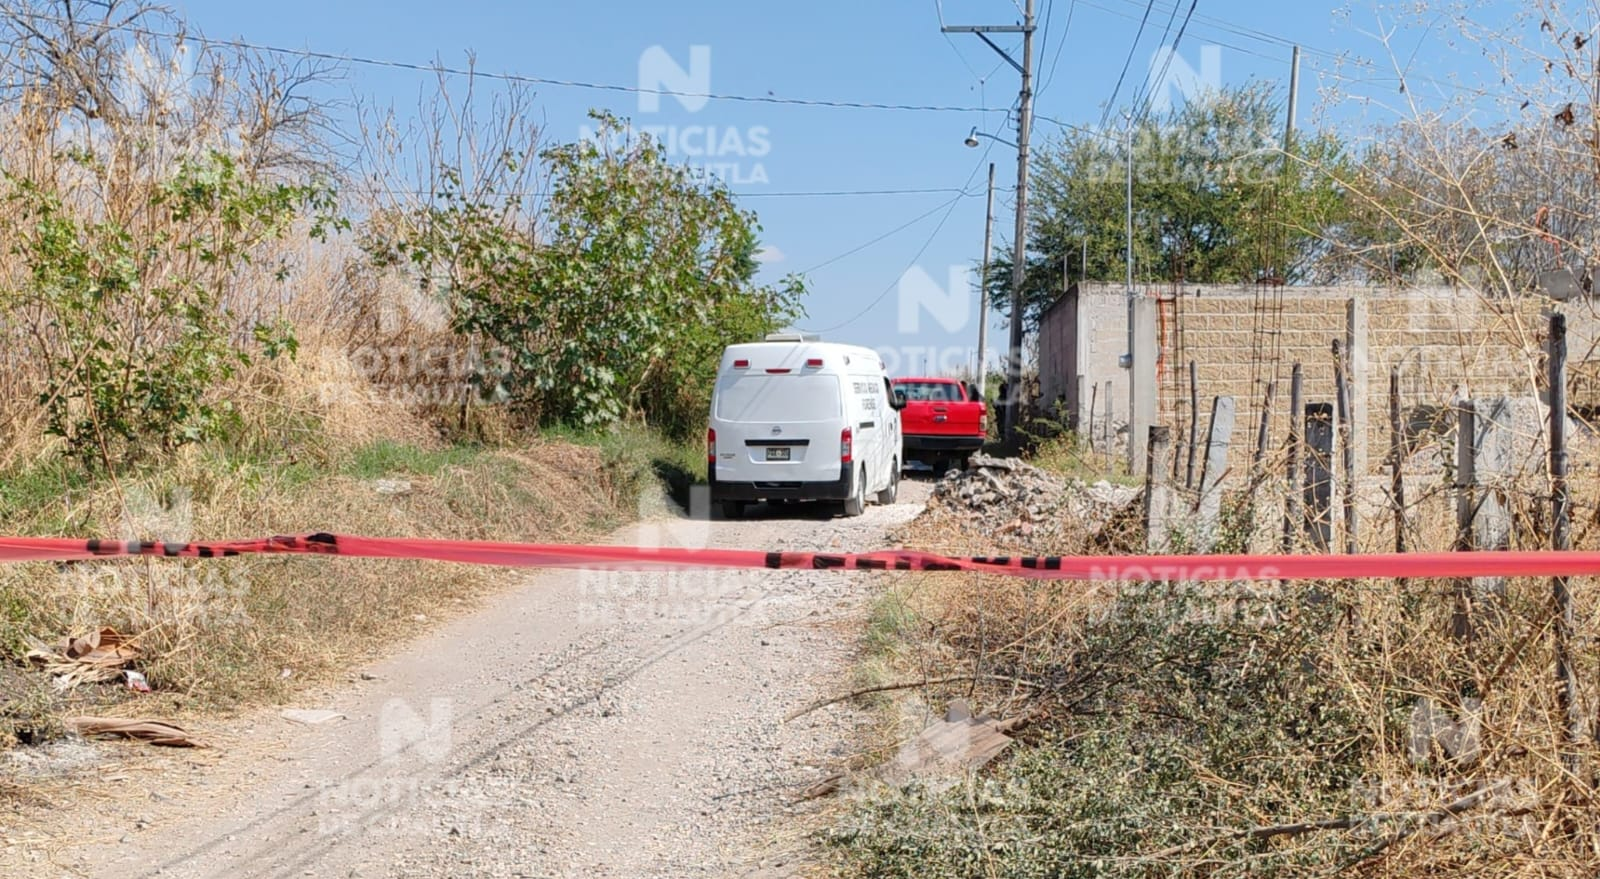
[0,423,703,747]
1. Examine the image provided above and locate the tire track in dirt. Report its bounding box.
[1,483,930,878]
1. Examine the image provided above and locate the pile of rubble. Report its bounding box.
[929,454,1140,541]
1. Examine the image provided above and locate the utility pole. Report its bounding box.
[1124,109,1134,299]
[976,162,995,397]
[1283,46,1300,159]
[944,0,1035,447]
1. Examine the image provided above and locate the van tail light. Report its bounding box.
[766,368,791,374]
[805,358,823,368]
[707,428,716,465]
[840,427,853,464]
[733,359,749,369]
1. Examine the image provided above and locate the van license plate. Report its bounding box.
[765,447,791,461]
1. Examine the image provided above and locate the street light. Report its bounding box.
[965,126,1017,149]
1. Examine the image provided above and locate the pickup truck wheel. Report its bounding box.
[842,466,866,517]
[720,500,746,520]
[876,460,899,505]
[958,452,973,470]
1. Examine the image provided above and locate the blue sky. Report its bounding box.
[166,0,1514,377]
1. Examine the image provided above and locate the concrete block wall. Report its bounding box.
[1044,282,1594,476]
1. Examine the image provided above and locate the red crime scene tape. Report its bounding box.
[1,533,1599,581]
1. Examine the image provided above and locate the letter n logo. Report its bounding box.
[1148,44,1222,114]
[638,45,711,113]
[379,697,453,765]
[897,266,972,334]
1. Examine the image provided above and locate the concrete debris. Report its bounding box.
[929,454,1139,541]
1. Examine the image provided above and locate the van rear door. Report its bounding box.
[712,371,843,483]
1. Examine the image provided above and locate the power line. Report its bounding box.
[1097,0,1351,62]
[796,196,965,276]
[800,141,996,334]
[1097,0,1157,132]
[1033,113,1118,141]
[11,10,993,114]
[738,186,1006,199]
[1130,0,1199,127]
[1124,0,1182,117]
[1037,0,1077,98]
[1072,0,1280,61]
[1036,0,1055,93]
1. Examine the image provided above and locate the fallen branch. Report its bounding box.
[66,716,202,748]
[783,674,1044,722]
[1140,779,1518,864]
[1339,779,1517,871]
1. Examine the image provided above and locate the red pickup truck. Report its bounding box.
[890,377,988,474]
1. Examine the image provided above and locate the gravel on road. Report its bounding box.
[1,482,931,879]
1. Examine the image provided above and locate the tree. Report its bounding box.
[377,110,803,435]
[987,83,1352,329]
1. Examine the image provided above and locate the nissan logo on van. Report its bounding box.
[771,426,782,435]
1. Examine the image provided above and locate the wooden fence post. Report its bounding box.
[1102,380,1113,451]
[1145,425,1175,552]
[1283,363,1304,552]
[1087,382,1098,453]
[1197,396,1236,551]
[1186,360,1199,489]
[1254,381,1276,471]
[1452,400,1476,645]
[1304,402,1334,552]
[1389,366,1407,553]
[1548,312,1579,769]
[1333,339,1358,554]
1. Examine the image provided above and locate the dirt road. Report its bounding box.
[1,482,929,878]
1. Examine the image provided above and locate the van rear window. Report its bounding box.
[715,374,840,422]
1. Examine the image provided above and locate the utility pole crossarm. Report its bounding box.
[972,32,1023,74]
[940,24,1029,33]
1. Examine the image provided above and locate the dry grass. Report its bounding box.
[826,439,1600,878]
[0,434,627,723]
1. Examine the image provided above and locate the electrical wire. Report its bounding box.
[796,196,966,276]
[1124,0,1183,118]
[7,9,993,114]
[1037,0,1077,98]
[1098,0,1350,62]
[798,141,997,333]
[1072,0,1280,61]
[1096,0,1157,132]
[1130,0,1199,127]
[738,187,999,199]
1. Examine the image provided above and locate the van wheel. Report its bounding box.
[720,500,746,520]
[842,466,867,517]
[876,460,899,505]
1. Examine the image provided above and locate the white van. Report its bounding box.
[708,333,905,518]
